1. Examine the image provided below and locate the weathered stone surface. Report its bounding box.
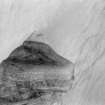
[0,41,74,104]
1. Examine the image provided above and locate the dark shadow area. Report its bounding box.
[0,41,74,104]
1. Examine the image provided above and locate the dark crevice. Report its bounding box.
[7,55,57,66]
[6,49,59,66]
[5,41,70,66]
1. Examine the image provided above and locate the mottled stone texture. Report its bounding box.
[0,41,74,105]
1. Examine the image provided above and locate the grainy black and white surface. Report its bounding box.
[0,0,105,105]
[0,41,74,105]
